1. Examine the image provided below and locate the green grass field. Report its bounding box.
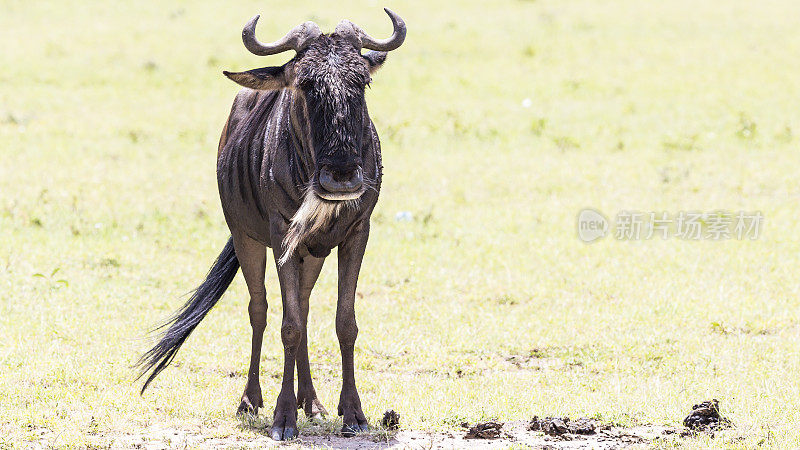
[2,0,800,448]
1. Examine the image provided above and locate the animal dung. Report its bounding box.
[464,421,503,439]
[529,416,597,436]
[381,409,400,430]
[683,399,732,431]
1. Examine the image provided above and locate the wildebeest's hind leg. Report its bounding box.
[232,233,268,416]
[295,256,329,419]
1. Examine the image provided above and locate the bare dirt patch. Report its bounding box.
[96,420,683,449]
[24,401,734,449]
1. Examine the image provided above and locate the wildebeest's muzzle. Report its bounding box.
[316,163,364,200]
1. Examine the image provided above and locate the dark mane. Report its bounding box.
[296,35,372,169]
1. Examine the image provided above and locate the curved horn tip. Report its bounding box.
[380,8,406,50]
[246,15,260,27]
[383,8,404,24]
[242,15,259,37]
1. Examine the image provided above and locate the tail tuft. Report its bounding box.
[136,237,239,394]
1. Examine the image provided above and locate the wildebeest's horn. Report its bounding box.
[242,15,322,56]
[361,8,406,51]
[336,8,406,52]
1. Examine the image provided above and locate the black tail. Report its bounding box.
[136,237,239,394]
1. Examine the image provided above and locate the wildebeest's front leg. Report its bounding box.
[270,233,304,440]
[337,222,370,435]
[295,255,329,419]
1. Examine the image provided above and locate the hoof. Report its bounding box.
[271,426,298,441]
[272,392,298,441]
[236,399,259,416]
[312,398,329,416]
[298,395,329,419]
[237,388,263,416]
[341,423,369,437]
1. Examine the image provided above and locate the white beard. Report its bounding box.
[278,188,360,266]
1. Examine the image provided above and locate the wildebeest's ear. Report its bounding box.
[223,66,287,90]
[362,51,388,74]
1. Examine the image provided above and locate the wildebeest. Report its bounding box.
[137,9,406,441]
